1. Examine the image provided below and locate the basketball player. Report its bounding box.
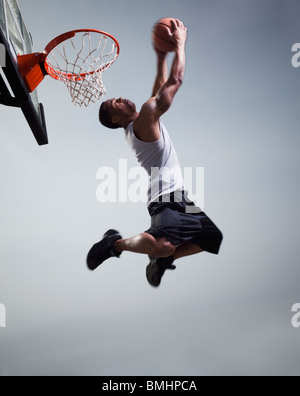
[87,19,223,287]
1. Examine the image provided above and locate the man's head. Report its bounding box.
[99,98,138,129]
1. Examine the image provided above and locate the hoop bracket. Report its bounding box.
[18,52,47,93]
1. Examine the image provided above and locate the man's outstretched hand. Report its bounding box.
[168,19,188,49]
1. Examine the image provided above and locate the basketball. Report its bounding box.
[152,18,176,53]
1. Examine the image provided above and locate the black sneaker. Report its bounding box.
[146,256,176,287]
[87,229,122,271]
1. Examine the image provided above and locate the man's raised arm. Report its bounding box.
[152,50,168,98]
[155,19,187,117]
[133,19,187,142]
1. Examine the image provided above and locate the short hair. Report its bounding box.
[99,101,122,129]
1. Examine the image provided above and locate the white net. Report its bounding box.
[45,32,119,107]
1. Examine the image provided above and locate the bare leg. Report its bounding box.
[173,243,203,261]
[114,233,176,258]
[145,242,202,287]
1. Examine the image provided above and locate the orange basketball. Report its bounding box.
[152,18,176,53]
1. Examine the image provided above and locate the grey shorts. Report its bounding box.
[145,192,223,254]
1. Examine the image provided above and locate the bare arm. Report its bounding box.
[152,50,168,97]
[134,19,187,142]
[156,39,186,115]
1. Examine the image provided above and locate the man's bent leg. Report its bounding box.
[114,233,176,258]
[173,243,203,261]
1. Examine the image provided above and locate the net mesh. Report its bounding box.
[45,32,119,107]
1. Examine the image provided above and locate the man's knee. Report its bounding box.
[151,239,176,258]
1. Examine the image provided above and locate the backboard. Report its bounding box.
[0,0,48,145]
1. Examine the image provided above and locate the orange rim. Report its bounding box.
[43,29,120,81]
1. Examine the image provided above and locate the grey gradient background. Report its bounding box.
[0,0,300,375]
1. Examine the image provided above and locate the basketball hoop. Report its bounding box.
[17,29,120,107]
[44,29,120,107]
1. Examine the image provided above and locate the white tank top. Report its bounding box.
[125,120,184,205]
